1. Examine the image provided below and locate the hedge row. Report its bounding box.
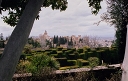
[21,46,119,68]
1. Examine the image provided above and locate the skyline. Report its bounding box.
[0,0,115,38]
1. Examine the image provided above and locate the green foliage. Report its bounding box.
[59,66,71,70]
[23,44,33,54]
[0,40,4,48]
[67,60,77,66]
[50,54,58,58]
[19,54,26,61]
[88,57,100,68]
[26,54,60,74]
[100,0,128,63]
[51,49,57,54]
[57,47,63,51]
[87,0,103,14]
[77,48,83,53]
[16,61,31,73]
[55,58,67,67]
[57,51,64,57]
[62,48,67,53]
[68,54,76,60]
[18,46,120,73]
[44,51,50,55]
[27,37,41,48]
[77,59,89,67]
[87,52,93,58]
[79,53,85,59]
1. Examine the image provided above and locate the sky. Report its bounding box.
[0,0,115,38]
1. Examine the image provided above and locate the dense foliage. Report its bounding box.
[100,0,128,62]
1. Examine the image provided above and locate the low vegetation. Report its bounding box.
[12,45,121,81]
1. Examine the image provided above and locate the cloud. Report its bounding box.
[0,0,115,38]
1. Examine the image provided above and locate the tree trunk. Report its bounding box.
[122,25,128,81]
[0,0,45,81]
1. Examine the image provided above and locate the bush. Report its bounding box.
[88,57,100,68]
[50,54,58,58]
[26,54,60,74]
[57,51,64,58]
[87,52,93,58]
[55,58,67,67]
[79,53,85,59]
[77,48,83,53]
[62,48,67,53]
[68,54,76,60]
[23,44,33,54]
[51,49,57,54]
[77,59,89,67]
[67,60,77,66]
[19,54,26,61]
[16,61,31,73]
[57,47,63,51]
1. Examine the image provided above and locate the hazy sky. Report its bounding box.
[0,0,115,38]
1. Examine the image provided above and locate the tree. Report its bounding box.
[100,0,128,63]
[0,33,3,40]
[0,0,103,80]
[98,0,128,80]
[0,0,46,81]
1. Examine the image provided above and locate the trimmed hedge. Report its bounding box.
[59,66,79,70]
[87,52,93,58]
[50,54,58,58]
[62,48,67,53]
[51,49,57,54]
[57,47,63,51]
[67,60,77,66]
[68,54,76,60]
[79,53,85,59]
[77,59,89,67]
[56,58,67,67]
[77,48,83,53]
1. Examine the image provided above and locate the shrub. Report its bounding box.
[57,51,64,58]
[71,48,76,51]
[26,54,60,74]
[51,49,57,54]
[84,50,88,59]
[79,53,85,59]
[19,54,26,61]
[16,61,31,73]
[44,51,50,55]
[88,57,100,68]
[57,47,63,51]
[55,58,67,67]
[62,48,67,53]
[68,54,76,60]
[67,50,74,54]
[50,54,58,58]
[77,59,89,67]
[87,52,93,58]
[23,44,33,54]
[81,60,89,66]
[59,66,70,70]
[77,48,83,53]
[67,60,77,66]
